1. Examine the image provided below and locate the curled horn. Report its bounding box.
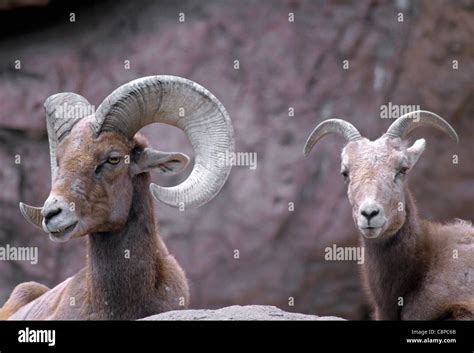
[92,75,234,209]
[385,110,459,142]
[304,119,362,156]
[19,93,93,228]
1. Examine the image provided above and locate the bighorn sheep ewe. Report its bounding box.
[304,111,474,320]
[0,75,234,320]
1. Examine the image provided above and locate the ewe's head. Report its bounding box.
[304,112,458,240]
[19,76,234,242]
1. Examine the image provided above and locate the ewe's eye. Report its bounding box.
[396,166,409,177]
[107,155,121,165]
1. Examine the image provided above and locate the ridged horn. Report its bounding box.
[44,93,94,180]
[92,75,234,209]
[19,203,43,228]
[19,93,93,228]
[304,119,362,156]
[385,110,459,142]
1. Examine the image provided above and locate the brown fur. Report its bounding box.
[0,117,189,320]
[0,282,49,320]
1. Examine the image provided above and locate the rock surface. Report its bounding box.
[142,305,344,321]
[0,0,472,320]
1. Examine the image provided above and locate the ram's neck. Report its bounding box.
[362,188,427,320]
[86,173,160,320]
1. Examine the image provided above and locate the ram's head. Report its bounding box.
[304,111,458,239]
[20,76,234,242]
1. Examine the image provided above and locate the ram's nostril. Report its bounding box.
[44,207,62,223]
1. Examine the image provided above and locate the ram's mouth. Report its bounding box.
[48,221,78,242]
[359,226,383,239]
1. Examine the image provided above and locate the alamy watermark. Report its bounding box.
[54,102,95,119]
[380,102,421,121]
[324,244,364,265]
[219,150,257,170]
[0,244,38,265]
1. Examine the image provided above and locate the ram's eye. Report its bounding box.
[107,155,121,165]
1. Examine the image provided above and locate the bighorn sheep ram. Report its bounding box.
[304,111,474,320]
[0,75,234,320]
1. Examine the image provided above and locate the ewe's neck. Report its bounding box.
[362,188,427,319]
[87,174,159,319]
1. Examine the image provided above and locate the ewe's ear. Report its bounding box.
[406,139,425,167]
[131,148,190,175]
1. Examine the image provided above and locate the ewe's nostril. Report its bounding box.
[361,208,380,220]
[44,207,62,223]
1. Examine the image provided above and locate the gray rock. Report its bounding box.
[141,305,345,321]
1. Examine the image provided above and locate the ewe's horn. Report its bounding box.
[385,110,459,142]
[304,119,362,156]
[92,75,235,209]
[19,93,93,228]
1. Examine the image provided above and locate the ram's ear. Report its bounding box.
[406,139,425,167]
[131,148,190,175]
